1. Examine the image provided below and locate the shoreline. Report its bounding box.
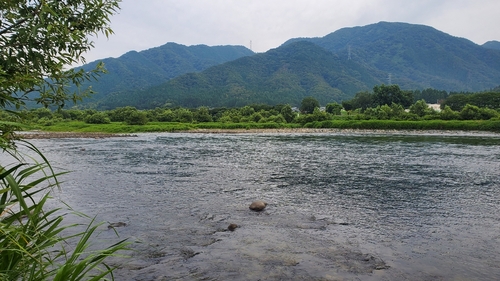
[15,131,137,139]
[16,128,500,139]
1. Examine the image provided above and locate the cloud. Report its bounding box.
[82,0,500,64]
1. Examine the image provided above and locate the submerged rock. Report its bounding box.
[249,200,267,211]
[108,222,127,229]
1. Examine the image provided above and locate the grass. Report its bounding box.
[305,119,500,132]
[0,139,130,280]
[26,119,500,134]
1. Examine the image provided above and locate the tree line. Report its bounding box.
[14,84,500,128]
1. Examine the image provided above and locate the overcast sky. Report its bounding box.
[82,0,500,64]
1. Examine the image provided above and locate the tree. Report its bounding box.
[439,105,459,120]
[409,99,433,117]
[84,112,111,124]
[300,97,320,114]
[108,106,138,122]
[194,106,213,122]
[1,1,129,280]
[373,84,413,108]
[0,0,120,111]
[280,104,296,123]
[325,102,343,115]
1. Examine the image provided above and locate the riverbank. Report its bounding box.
[16,131,136,139]
[16,128,500,139]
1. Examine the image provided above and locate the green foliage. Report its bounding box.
[325,102,343,115]
[305,119,500,132]
[373,84,413,108]
[459,104,499,120]
[409,99,434,117]
[0,141,129,280]
[174,108,194,123]
[107,106,138,122]
[442,92,500,111]
[439,105,460,120]
[193,107,213,122]
[124,110,148,125]
[0,1,130,280]
[300,97,320,114]
[0,0,120,111]
[413,88,448,104]
[280,104,296,123]
[84,112,111,124]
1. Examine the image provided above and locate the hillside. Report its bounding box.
[75,43,254,106]
[97,41,386,109]
[483,41,500,50]
[283,22,500,92]
[75,22,500,109]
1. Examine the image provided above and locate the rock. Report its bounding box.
[249,200,267,211]
[108,222,127,229]
[228,223,238,231]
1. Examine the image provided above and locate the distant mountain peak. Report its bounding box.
[482,40,500,50]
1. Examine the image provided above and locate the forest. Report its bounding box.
[10,85,500,133]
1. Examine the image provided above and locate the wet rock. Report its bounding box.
[180,248,200,260]
[108,222,127,229]
[228,223,238,231]
[249,200,267,211]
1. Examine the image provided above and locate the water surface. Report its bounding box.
[17,131,500,280]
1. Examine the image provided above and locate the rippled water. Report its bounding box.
[12,131,500,280]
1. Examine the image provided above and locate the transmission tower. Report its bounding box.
[250,40,252,51]
[348,45,351,60]
[388,73,392,85]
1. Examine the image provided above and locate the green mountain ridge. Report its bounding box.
[74,22,500,109]
[98,41,387,109]
[283,22,500,91]
[75,43,254,106]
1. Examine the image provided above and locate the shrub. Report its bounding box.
[125,111,148,125]
[84,112,111,124]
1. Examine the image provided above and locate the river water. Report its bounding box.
[13,131,500,280]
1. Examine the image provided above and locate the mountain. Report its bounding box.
[97,41,386,109]
[483,41,500,50]
[76,22,500,109]
[283,22,500,92]
[75,43,254,106]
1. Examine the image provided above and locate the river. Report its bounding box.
[13,130,500,280]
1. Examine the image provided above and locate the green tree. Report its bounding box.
[325,102,343,115]
[175,108,194,123]
[439,105,460,120]
[373,84,413,107]
[459,104,499,120]
[0,0,120,111]
[194,106,213,122]
[108,106,138,122]
[343,91,373,110]
[84,112,111,124]
[409,99,433,117]
[124,110,148,125]
[239,105,255,117]
[1,1,129,280]
[280,104,296,123]
[300,97,320,114]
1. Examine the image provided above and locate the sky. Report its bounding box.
[81,0,500,64]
